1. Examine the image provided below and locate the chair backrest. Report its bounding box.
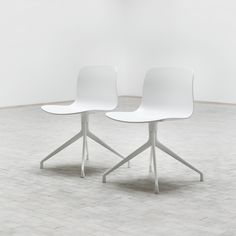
[76,66,118,109]
[141,67,194,116]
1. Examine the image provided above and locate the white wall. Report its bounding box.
[1,0,236,107]
[121,0,236,104]
[0,0,125,107]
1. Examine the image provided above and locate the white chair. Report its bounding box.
[103,67,203,194]
[40,65,125,177]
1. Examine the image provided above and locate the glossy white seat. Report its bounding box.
[40,66,125,177]
[42,101,115,115]
[103,67,203,194]
[107,109,191,123]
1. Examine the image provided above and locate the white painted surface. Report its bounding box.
[1,0,236,107]
[107,67,194,123]
[0,0,125,107]
[122,0,236,103]
[42,66,118,115]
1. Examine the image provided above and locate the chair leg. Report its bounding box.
[80,113,89,177]
[87,131,130,167]
[152,143,159,194]
[149,148,153,173]
[102,141,150,183]
[40,131,83,169]
[40,112,126,177]
[85,138,89,161]
[149,122,159,194]
[81,131,87,178]
[148,122,154,173]
[156,141,204,181]
[85,116,89,161]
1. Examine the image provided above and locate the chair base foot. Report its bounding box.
[149,166,152,173]
[154,187,160,194]
[102,176,106,183]
[200,174,204,182]
[128,161,131,168]
[40,162,44,169]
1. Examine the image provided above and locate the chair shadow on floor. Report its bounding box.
[39,164,107,178]
[38,164,201,194]
[110,176,200,194]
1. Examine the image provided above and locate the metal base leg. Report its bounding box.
[102,122,203,194]
[152,144,159,193]
[148,122,154,173]
[85,138,89,161]
[40,113,125,178]
[80,114,87,178]
[156,141,204,182]
[103,122,159,194]
[88,131,130,168]
[40,131,83,169]
[149,147,153,173]
[85,117,89,161]
[150,123,159,194]
[103,140,150,183]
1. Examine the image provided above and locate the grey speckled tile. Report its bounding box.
[0,97,236,235]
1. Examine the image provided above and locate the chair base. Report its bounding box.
[102,122,203,194]
[40,113,127,177]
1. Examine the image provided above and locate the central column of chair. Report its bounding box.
[81,112,128,177]
[81,113,89,178]
[149,122,159,193]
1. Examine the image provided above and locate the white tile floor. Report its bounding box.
[0,97,236,235]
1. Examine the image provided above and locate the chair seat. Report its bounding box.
[42,102,115,115]
[106,108,191,123]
